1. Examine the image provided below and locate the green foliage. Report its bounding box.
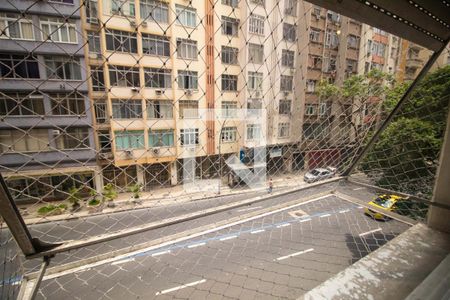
[88,198,101,206]
[102,183,118,202]
[67,186,82,206]
[128,183,142,199]
[37,203,68,215]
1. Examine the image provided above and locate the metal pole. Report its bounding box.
[29,256,51,300]
[342,39,450,177]
[218,119,226,195]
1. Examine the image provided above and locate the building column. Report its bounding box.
[170,161,178,186]
[284,148,293,173]
[94,167,104,193]
[136,165,145,187]
[427,110,450,233]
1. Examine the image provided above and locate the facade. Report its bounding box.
[0,0,99,203]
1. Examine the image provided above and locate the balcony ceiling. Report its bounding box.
[306,0,450,52]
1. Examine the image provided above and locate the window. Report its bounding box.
[147,100,173,119]
[248,44,264,64]
[327,11,340,23]
[179,100,198,118]
[280,75,293,91]
[221,101,237,118]
[114,130,144,150]
[347,35,359,49]
[144,67,171,88]
[249,14,264,35]
[346,59,357,73]
[109,0,135,17]
[313,7,321,16]
[306,80,316,93]
[109,65,140,87]
[45,56,82,80]
[222,0,238,8]
[178,70,198,90]
[323,55,336,72]
[95,102,108,123]
[86,0,98,24]
[309,55,322,69]
[0,93,45,116]
[221,46,238,64]
[221,127,237,142]
[283,23,296,42]
[0,54,39,79]
[281,50,294,67]
[40,17,77,43]
[319,103,328,116]
[176,5,197,27]
[325,29,339,48]
[285,0,297,16]
[373,27,387,35]
[55,128,90,150]
[372,41,386,57]
[177,38,198,60]
[98,130,112,152]
[279,100,291,115]
[112,99,142,119]
[87,31,101,53]
[278,123,290,138]
[248,72,263,91]
[0,13,34,40]
[149,129,174,147]
[142,34,170,56]
[180,128,199,145]
[250,0,265,6]
[247,98,262,116]
[0,129,49,152]
[305,104,316,115]
[303,123,324,139]
[246,124,261,140]
[309,28,320,42]
[140,0,168,23]
[105,29,137,53]
[50,92,86,115]
[222,74,238,91]
[222,16,239,36]
[91,67,105,91]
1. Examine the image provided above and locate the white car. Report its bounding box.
[304,167,336,183]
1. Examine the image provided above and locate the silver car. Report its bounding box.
[304,167,336,183]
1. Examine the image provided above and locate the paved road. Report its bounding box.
[35,195,409,299]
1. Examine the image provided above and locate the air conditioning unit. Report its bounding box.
[89,53,98,59]
[255,91,261,97]
[52,129,60,135]
[152,148,160,155]
[131,87,140,93]
[284,91,290,97]
[155,89,163,96]
[141,21,147,27]
[185,89,193,96]
[129,20,136,27]
[124,149,133,157]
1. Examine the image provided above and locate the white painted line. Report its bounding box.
[299,218,312,223]
[111,258,135,265]
[155,279,206,296]
[359,228,382,237]
[339,209,350,213]
[41,194,331,281]
[238,206,262,212]
[151,250,171,257]
[320,214,331,218]
[358,206,363,209]
[276,223,291,228]
[353,187,365,191]
[220,235,237,241]
[187,242,206,249]
[250,229,265,234]
[276,248,314,261]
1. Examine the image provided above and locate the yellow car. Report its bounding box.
[364,194,406,221]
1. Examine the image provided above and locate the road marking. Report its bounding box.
[358,206,363,209]
[276,223,291,228]
[155,279,206,296]
[151,250,171,257]
[353,187,365,191]
[238,206,262,212]
[220,235,237,241]
[339,209,350,213]
[299,218,311,223]
[320,213,331,218]
[187,242,206,249]
[275,248,314,261]
[111,258,135,265]
[250,229,265,234]
[359,228,382,237]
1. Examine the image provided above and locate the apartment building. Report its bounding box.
[0,0,99,203]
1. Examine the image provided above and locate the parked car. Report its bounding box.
[303,167,336,183]
[364,194,406,221]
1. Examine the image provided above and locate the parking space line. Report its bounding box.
[220,235,237,241]
[353,187,365,191]
[187,242,206,249]
[275,248,314,261]
[339,209,350,213]
[111,258,135,265]
[300,218,312,223]
[359,228,382,237]
[155,279,206,295]
[151,250,171,257]
[320,214,331,218]
[276,223,291,228]
[250,229,265,234]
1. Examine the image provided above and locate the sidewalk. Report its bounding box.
[18,172,307,225]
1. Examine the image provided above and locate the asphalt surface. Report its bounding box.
[35,195,410,299]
